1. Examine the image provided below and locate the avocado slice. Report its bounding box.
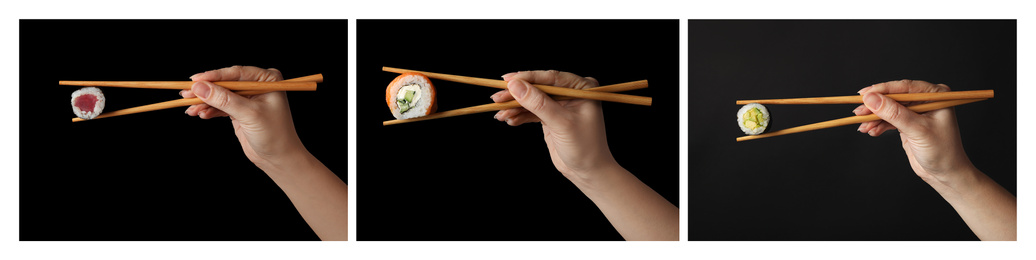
[743,108,765,129]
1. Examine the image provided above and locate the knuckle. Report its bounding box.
[882,104,901,122]
[547,70,561,85]
[526,95,548,112]
[584,77,600,88]
[912,79,933,89]
[213,91,232,109]
[267,68,284,81]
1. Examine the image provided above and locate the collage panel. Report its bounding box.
[688,20,1016,241]
[12,16,1021,252]
[23,20,348,241]
[356,20,680,241]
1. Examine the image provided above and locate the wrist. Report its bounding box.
[564,159,624,191]
[923,164,982,200]
[255,144,312,177]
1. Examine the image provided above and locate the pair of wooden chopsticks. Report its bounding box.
[60,81,317,91]
[736,90,994,142]
[67,74,324,123]
[382,67,651,126]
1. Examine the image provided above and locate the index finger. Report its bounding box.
[505,70,599,90]
[859,79,950,95]
[190,65,284,82]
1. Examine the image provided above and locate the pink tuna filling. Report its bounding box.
[74,94,98,112]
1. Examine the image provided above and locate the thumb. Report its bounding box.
[862,92,923,135]
[192,81,253,119]
[507,79,566,126]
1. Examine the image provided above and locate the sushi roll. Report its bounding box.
[386,72,437,119]
[737,103,769,135]
[71,87,105,120]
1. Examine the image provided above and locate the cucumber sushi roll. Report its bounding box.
[386,72,437,119]
[737,103,769,135]
[71,87,105,120]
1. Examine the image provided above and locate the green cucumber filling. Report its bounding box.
[743,108,765,129]
[396,84,423,113]
[397,100,411,113]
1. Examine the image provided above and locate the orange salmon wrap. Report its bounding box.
[386,72,437,119]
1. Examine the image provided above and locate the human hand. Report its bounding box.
[181,66,305,170]
[492,70,618,182]
[852,79,976,183]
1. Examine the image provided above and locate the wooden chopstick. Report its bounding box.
[736,98,988,142]
[60,81,317,91]
[383,67,652,106]
[71,74,323,123]
[736,90,993,105]
[383,80,649,126]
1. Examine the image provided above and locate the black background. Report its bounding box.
[20,20,347,241]
[357,20,679,241]
[688,20,1016,240]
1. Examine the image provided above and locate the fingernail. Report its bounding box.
[508,80,527,99]
[863,93,882,111]
[851,107,861,114]
[857,125,864,132]
[192,81,211,99]
[490,93,498,101]
[501,72,518,80]
[494,111,502,120]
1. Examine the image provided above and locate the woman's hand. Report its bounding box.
[181,65,305,171]
[183,66,347,240]
[492,70,618,184]
[854,79,1015,241]
[852,80,975,184]
[492,70,677,241]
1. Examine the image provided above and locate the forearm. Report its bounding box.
[568,163,679,241]
[927,167,1016,241]
[260,149,349,241]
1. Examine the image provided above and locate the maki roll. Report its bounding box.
[737,103,769,135]
[71,87,105,120]
[386,72,437,119]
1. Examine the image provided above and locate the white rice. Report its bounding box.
[71,87,105,120]
[389,75,434,120]
[737,103,769,135]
